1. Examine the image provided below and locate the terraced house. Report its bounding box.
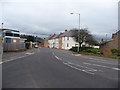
[44,30,89,50]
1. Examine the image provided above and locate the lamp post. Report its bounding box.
[1,23,3,29]
[70,13,80,53]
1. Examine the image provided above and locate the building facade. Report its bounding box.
[44,30,88,50]
[1,29,26,51]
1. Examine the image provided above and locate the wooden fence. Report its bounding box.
[3,43,26,52]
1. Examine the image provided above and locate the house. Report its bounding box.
[44,37,49,48]
[0,29,26,51]
[60,30,79,50]
[44,29,91,50]
[100,31,120,53]
[48,34,56,48]
[44,34,55,48]
[44,33,64,49]
[53,34,60,49]
[56,32,63,49]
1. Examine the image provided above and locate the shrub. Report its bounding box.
[111,49,118,53]
[82,48,101,54]
[111,49,120,56]
[69,47,78,52]
[70,47,102,54]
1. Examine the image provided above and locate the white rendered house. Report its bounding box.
[60,30,79,50]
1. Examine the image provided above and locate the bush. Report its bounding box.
[69,46,93,52]
[111,49,118,53]
[69,47,78,52]
[69,47,101,54]
[111,49,120,56]
[81,45,93,51]
[82,48,101,54]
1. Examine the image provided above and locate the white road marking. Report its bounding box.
[53,51,99,75]
[75,54,81,56]
[52,52,62,61]
[83,62,120,71]
[2,53,34,63]
[25,52,34,55]
[112,68,120,71]
[63,62,95,75]
[79,56,118,65]
[68,62,98,72]
[88,58,117,65]
[0,62,2,64]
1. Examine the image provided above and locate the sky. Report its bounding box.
[0,0,119,41]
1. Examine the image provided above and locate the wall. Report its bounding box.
[48,39,53,48]
[62,37,78,50]
[55,38,59,49]
[44,40,48,48]
[59,37,62,49]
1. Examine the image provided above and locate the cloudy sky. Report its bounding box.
[0,0,119,40]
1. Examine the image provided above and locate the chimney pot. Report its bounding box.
[65,29,67,32]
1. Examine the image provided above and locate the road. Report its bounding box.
[2,48,119,88]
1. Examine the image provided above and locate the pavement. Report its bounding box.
[2,48,40,63]
[2,48,119,88]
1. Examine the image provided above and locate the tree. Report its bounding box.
[71,28,95,51]
[88,40,100,46]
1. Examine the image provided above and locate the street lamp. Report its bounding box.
[70,13,80,53]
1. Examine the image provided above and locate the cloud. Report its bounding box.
[0,0,119,40]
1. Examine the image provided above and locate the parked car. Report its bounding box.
[34,45,38,48]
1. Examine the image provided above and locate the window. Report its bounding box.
[6,38,11,43]
[67,43,69,47]
[14,34,20,37]
[67,37,69,40]
[5,33,13,36]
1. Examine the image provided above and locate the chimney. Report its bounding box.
[65,29,67,32]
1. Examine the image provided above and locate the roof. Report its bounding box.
[44,37,50,40]
[52,34,59,39]
[60,30,75,37]
[44,34,56,40]
[0,28,19,32]
[49,34,56,40]
[56,33,63,38]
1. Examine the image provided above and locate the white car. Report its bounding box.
[35,45,38,48]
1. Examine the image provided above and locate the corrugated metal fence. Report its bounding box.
[3,43,26,51]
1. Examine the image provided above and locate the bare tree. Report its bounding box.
[71,28,95,51]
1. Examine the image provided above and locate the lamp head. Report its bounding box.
[70,13,74,14]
